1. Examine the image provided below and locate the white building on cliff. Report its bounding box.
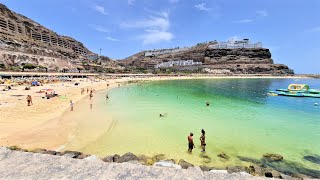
[155,60,202,69]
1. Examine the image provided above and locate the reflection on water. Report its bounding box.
[63,78,320,177]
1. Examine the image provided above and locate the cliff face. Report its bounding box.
[121,44,293,74]
[0,3,120,71]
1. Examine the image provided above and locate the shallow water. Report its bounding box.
[63,78,320,173]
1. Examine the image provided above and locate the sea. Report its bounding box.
[62,78,320,176]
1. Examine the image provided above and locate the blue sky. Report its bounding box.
[1,0,319,73]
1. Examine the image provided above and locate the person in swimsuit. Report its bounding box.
[89,91,93,100]
[188,133,195,152]
[200,129,206,152]
[26,95,32,106]
[70,100,74,111]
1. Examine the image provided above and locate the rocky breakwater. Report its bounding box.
[4,146,319,179]
[1,147,278,180]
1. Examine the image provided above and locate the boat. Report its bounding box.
[269,84,320,98]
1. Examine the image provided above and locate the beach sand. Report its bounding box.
[0,75,304,150]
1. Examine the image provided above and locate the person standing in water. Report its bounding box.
[188,133,195,152]
[200,129,206,152]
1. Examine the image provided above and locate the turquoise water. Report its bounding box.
[65,78,320,176]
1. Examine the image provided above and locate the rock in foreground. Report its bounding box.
[0,147,269,180]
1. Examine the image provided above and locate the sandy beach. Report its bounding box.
[0,74,308,150]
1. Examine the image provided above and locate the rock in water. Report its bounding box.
[113,154,121,162]
[263,153,283,162]
[152,154,166,162]
[304,155,320,164]
[217,152,230,160]
[248,165,264,176]
[178,159,194,169]
[42,150,57,155]
[200,165,215,172]
[8,146,21,151]
[102,155,115,162]
[226,166,249,174]
[138,155,154,165]
[62,151,82,158]
[117,152,139,163]
[30,148,47,153]
[77,154,90,159]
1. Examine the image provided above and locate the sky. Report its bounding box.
[0,0,319,74]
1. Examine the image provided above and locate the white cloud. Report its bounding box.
[195,3,211,11]
[233,19,253,23]
[106,36,120,42]
[121,11,173,45]
[256,10,268,17]
[128,0,135,5]
[140,30,173,45]
[306,26,320,32]
[89,24,110,33]
[94,5,108,15]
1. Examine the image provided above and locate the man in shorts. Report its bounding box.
[188,133,195,152]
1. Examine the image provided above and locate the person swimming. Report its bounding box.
[206,102,210,106]
[159,113,167,117]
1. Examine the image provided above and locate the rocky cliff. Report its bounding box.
[0,3,119,72]
[121,43,293,74]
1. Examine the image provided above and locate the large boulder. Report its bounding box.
[102,154,121,162]
[138,155,154,165]
[29,148,47,153]
[77,154,90,159]
[117,152,139,163]
[151,154,166,162]
[42,150,57,155]
[264,169,283,179]
[226,166,249,174]
[200,165,215,172]
[178,159,194,169]
[248,165,264,176]
[62,150,82,158]
[102,155,115,162]
[263,153,283,162]
[113,154,121,162]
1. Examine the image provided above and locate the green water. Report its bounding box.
[64,78,320,176]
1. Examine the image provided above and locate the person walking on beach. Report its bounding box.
[89,91,93,100]
[26,95,33,106]
[87,88,89,94]
[70,100,74,111]
[188,133,195,153]
[90,100,93,109]
[200,129,206,152]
